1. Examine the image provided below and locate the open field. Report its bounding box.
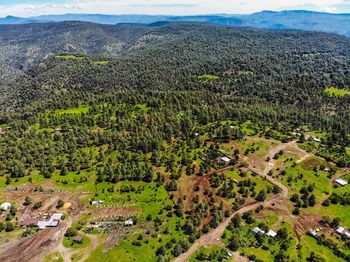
[325,87,350,97]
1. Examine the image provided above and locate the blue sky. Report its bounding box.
[0,0,349,17]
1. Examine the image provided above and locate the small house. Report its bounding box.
[266,229,277,237]
[220,157,231,164]
[0,202,12,211]
[336,226,345,234]
[253,227,265,234]
[124,219,134,226]
[313,137,322,143]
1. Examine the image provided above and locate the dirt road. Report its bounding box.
[174,141,302,262]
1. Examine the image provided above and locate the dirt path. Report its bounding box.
[174,141,302,262]
[0,220,70,262]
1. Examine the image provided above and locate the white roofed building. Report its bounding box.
[0,202,12,211]
[253,227,265,234]
[266,229,277,237]
[124,219,134,226]
[335,178,348,186]
[220,157,231,164]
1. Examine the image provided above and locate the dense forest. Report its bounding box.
[0,22,349,137]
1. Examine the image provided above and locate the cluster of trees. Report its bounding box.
[209,172,277,210]
[290,185,316,213]
[323,192,350,206]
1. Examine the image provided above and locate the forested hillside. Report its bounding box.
[0,22,349,135]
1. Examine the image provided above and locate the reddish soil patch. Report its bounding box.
[0,220,69,262]
[294,214,324,239]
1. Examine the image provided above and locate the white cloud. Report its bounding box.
[0,0,348,17]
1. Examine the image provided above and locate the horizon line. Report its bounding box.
[2,9,350,19]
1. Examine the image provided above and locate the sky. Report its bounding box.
[0,0,350,17]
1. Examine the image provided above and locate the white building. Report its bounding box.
[51,213,63,220]
[266,229,277,237]
[0,202,12,211]
[124,219,134,226]
[335,178,348,186]
[336,226,350,240]
[253,227,265,234]
[220,157,231,164]
[337,226,345,234]
[313,137,322,143]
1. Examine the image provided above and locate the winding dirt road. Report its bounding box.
[174,141,303,262]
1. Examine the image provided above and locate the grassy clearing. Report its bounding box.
[93,61,109,65]
[0,170,46,189]
[63,235,91,249]
[309,205,350,228]
[87,215,186,262]
[222,213,298,261]
[188,245,228,262]
[301,157,324,171]
[55,106,90,115]
[225,169,274,196]
[274,155,331,197]
[325,87,350,97]
[303,53,320,57]
[300,235,345,261]
[94,181,171,220]
[55,55,85,60]
[44,251,64,262]
[197,74,220,80]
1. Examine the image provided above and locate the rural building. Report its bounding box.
[91,200,104,206]
[51,213,63,220]
[253,227,265,234]
[335,178,348,186]
[38,219,60,230]
[336,226,350,239]
[20,217,40,227]
[0,202,12,211]
[309,229,318,238]
[27,213,64,230]
[266,229,277,237]
[220,156,231,164]
[336,226,345,234]
[124,219,134,226]
[313,137,322,143]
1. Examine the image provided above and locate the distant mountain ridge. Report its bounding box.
[0,10,350,36]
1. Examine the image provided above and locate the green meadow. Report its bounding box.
[197,74,220,80]
[325,87,350,97]
[55,55,85,60]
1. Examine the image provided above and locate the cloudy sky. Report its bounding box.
[0,0,350,17]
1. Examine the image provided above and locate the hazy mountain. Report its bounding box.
[0,11,350,36]
[0,15,38,25]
